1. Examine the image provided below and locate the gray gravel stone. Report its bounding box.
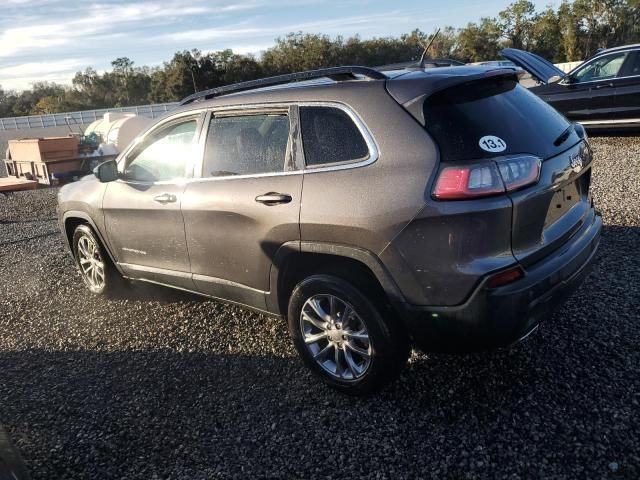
[0,136,639,479]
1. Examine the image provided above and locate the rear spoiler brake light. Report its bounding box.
[484,68,519,78]
[386,69,518,126]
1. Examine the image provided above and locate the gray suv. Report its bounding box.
[58,65,602,395]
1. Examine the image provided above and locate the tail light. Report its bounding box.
[433,155,541,200]
[487,265,524,288]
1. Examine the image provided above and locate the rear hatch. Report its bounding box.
[500,48,566,84]
[417,74,593,265]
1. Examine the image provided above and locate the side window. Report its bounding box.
[202,114,289,177]
[620,50,640,77]
[300,106,369,166]
[574,52,627,83]
[123,119,198,182]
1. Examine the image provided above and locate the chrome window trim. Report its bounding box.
[194,106,294,182]
[297,102,378,173]
[563,50,635,85]
[112,101,379,186]
[114,109,209,187]
[561,73,640,86]
[589,46,639,58]
[186,101,379,184]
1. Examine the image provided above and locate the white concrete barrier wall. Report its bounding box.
[554,61,584,73]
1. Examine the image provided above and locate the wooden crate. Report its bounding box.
[8,136,79,163]
[4,158,82,185]
[0,177,38,193]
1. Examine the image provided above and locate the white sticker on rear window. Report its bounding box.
[479,135,507,153]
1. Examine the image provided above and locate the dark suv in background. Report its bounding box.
[58,65,601,395]
[503,44,640,128]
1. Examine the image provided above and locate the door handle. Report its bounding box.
[255,192,292,205]
[153,193,177,204]
[595,82,614,89]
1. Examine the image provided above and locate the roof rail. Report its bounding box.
[179,66,387,105]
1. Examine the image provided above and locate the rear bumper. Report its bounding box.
[400,210,602,352]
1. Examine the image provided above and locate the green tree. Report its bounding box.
[557,1,581,61]
[531,7,563,61]
[4,0,640,118]
[457,18,502,62]
[499,0,537,49]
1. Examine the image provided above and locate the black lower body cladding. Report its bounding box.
[400,208,602,352]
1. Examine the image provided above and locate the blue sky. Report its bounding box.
[0,0,559,91]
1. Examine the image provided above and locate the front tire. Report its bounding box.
[288,275,409,395]
[72,224,122,296]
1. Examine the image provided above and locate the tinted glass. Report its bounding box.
[574,52,627,82]
[300,106,369,166]
[620,50,640,77]
[203,114,289,177]
[423,77,571,162]
[124,119,198,182]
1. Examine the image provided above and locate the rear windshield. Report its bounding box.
[423,77,572,162]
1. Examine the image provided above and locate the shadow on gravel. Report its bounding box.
[106,280,205,303]
[0,226,638,478]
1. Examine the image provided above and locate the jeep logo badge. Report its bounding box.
[569,152,584,173]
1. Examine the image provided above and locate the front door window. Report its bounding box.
[123,118,199,182]
[574,52,627,83]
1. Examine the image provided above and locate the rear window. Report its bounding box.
[423,77,571,162]
[300,106,369,166]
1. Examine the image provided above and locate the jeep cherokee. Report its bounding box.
[58,65,602,395]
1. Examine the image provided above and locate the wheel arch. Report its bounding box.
[62,211,120,271]
[268,241,406,319]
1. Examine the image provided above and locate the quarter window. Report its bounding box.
[300,106,369,166]
[202,114,289,177]
[574,52,627,82]
[123,118,198,182]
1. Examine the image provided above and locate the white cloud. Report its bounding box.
[0,1,434,91]
[0,24,70,58]
[1,72,75,90]
[2,58,87,78]
[0,1,244,58]
[0,58,88,90]
[165,11,433,43]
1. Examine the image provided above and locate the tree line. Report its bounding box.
[1,0,638,118]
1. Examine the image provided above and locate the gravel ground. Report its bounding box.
[0,136,639,479]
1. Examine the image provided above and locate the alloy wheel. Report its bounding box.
[300,294,372,381]
[77,234,105,290]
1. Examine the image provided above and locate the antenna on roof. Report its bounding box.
[418,29,440,69]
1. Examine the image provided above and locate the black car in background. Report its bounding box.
[503,44,640,128]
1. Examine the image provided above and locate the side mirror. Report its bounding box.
[93,159,118,183]
[548,75,563,84]
[564,75,577,85]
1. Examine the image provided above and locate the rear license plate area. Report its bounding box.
[544,181,582,228]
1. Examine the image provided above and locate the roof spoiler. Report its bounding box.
[179,66,387,105]
[386,68,518,126]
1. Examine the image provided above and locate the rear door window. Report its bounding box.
[300,106,369,166]
[619,50,640,77]
[202,113,289,177]
[423,77,572,162]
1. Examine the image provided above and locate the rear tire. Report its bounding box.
[72,224,123,296]
[288,274,409,395]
